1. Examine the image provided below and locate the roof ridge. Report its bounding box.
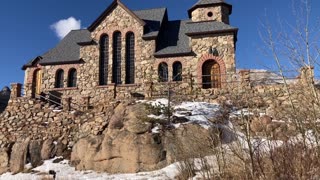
[133,7,166,12]
[193,0,225,6]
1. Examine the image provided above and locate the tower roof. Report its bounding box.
[188,0,232,18]
[194,0,225,6]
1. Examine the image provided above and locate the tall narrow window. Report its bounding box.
[68,68,77,87]
[112,31,122,84]
[125,32,135,84]
[55,69,64,88]
[158,62,168,82]
[99,34,109,85]
[173,61,182,81]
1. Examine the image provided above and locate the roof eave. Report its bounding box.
[77,40,97,46]
[39,59,83,66]
[21,56,42,70]
[186,28,238,36]
[154,51,194,58]
[142,36,157,40]
[88,0,146,32]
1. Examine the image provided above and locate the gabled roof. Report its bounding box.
[154,19,238,57]
[88,0,146,32]
[155,20,192,57]
[22,29,91,69]
[39,29,91,65]
[22,56,42,70]
[133,8,167,39]
[188,0,232,18]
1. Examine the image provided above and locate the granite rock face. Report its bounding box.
[71,103,216,174]
[10,138,30,174]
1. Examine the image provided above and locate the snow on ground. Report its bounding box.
[0,158,180,180]
[140,99,221,129]
[174,101,220,129]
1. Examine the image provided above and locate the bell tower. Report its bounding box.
[188,0,232,24]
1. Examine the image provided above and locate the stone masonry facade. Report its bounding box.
[22,0,238,107]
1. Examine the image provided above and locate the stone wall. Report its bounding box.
[191,33,236,84]
[191,6,230,24]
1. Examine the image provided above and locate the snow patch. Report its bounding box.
[1,157,180,180]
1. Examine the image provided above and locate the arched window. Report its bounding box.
[173,61,182,81]
[55,69,64,88]
[112,31,122,84]
[202,60,221,89]
[125,32,135,84]
[158,62,168,82]
[99,34,109,85]
[68,68,77,87]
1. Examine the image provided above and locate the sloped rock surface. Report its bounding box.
[10,138,30,174]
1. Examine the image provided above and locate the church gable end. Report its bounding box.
[89,0,146,40]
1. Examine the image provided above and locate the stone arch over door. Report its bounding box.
[197,54,226,88]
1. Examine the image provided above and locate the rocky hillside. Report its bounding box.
[0,97,220,175]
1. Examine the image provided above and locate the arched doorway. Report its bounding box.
[32,69,42,97]
[202,60,221,89]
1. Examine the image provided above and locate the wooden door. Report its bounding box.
[35,69,42,95]
[211,63,221,88]
[202,60,221,89]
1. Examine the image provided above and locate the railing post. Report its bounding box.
[63,97,71,111]
[10,83,22,99]
[299,66,314,86]
[82,96,90,111]
[239,70,251,88]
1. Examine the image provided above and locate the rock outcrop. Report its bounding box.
[10,138,30,174]
[71,102,166,173]
[0,149,9,174]
[0,98,218,175]
[71,102,217,173]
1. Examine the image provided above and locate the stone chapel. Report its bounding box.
[22,0,238,105]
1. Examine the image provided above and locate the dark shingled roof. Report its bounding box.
[155,20,237,57]
[40,29,91,65]
[185,20,237,35]
[133,8,167,39]
[194,0,225,6]
[23,29,91,69]
[155,20,191,57]
[22,56,42,70]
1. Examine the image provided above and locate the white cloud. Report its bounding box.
[50,17,81,39]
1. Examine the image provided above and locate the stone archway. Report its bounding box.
[197,54,226,88]
[202,60,221,89]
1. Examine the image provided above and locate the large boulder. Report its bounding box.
[71,102,219,174]
[71,129,165,173]
[41,139,55,160]
[29,140,43,168]
[124,104,152,134]
[10,138,30,174]
[0,149,9,174]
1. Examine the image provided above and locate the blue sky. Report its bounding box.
[0,0,319,88]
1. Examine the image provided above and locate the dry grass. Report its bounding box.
[175,81,320,180]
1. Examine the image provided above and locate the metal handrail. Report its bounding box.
[35,93,62,107]
[47,92,62,101]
